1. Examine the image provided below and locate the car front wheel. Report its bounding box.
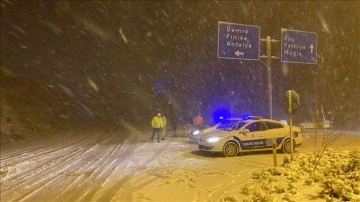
[281,139,295,154]
[223,142,239,157]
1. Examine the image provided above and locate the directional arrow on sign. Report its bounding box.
[234,50,244,57]
[310,44,314,53]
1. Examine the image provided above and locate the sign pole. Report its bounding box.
[289,92,294,161]
[266,36,273,119]
[260,36,279,119]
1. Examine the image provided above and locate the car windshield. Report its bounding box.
[216,120,240,130]
[216,120,248,131]
[232,122,248,131]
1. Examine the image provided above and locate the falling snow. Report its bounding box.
[1,1,359,201]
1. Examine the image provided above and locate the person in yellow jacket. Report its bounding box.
[151,113,164,143]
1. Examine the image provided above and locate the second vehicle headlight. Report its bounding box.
[207,137,221,143]
[192,130,200,135]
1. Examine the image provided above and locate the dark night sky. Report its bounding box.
[1,1,360,130]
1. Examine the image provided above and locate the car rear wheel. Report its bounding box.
[281,139,295,154]
[223,142,238,157]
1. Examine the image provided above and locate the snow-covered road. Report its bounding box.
[1,129,359,201]
[0,129,181,201]
[0,128,269,201]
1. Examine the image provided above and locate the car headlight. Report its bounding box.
[192,130,200,135]
[207,137,221,143]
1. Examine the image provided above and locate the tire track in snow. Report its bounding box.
[57,143,131,200]
[1,133,99,179]
[112,141,189,202]
[1,130,189,202]
[0,131,115,201]
[2,147,87,193]
[0,135,87,167]
[50,131,138,201]
[16,131,125,201]
[90,140,172,202]
[15,143,115,202]
[76,135,145,201]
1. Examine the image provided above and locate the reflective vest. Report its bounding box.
[151,116,164,128]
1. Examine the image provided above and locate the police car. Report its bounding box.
[198,117,303,157]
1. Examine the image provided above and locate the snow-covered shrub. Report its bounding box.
[346,149,360,171]
[220,196,237,202]
[273,183,286,193]
[318,149,360,201]
[240,182,282,200]
[295,153,316,173]
[309,170,325,182]
[260,183,273,193]
[240,184,253,196]
[286,174,300,183]
[266,167,285,176]
[282,193,296,202]
[322,178,354,201]
[305,178,315,185]
[347,170,360,182]
[289,188,297,195]
[252,170,270,180]
[282,156,291,165]
[250,187,273,201]
[353,183,360,195]
[241,148,360,201]
[287,182,297,192]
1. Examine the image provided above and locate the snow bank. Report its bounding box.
[237,148,360,202]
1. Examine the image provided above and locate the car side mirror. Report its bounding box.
[239,129,250,134]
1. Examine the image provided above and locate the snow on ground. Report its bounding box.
[0,129,359,202]
[118,142,360,202]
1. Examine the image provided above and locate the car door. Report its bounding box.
[263,121,287,147]
[238,121,267,150]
